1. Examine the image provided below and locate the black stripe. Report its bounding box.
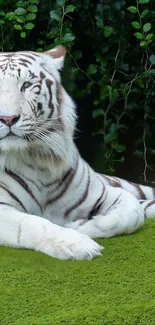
[19,58,32,65]
[40,71,46,82]
[28,100,35,112]
[74,160,85,189]
[5,170,42,213]
[0,202,14,208]
[129,182,147,200]
[102,175,121,187]
[152,188,155,199]
[0,184,27,212]
[88,184,105,220]
[28,70,37,79]
[18,68,21,77]
[45,156,79,206]
[144,200,155,211]
[21,175,41,192]
[21,54,37,61]
[64,166,90,219]
[15,52,40,60]
[18,62,28,68]
[105,194,122,214]
[45,79,54,113]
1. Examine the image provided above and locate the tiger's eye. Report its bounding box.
[21,81,32,91]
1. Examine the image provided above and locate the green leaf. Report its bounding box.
[87,81,94,93]
[65,5,75,13]
[140,40,146,46]
[54,37,61,45]
[72,67,78,76]
[134,32,144,39]
[6,12,15,20]
[96,16,104,30]
[146,33,153,40]
[149,149,155,155]
[26,13,36,21]
[37,39,44,45]
[27,5,38,13]
[0,11,5,16]
[16,16,25,23]
[149,69,155,76]
[104,26,113,37]
[56,0,64,5]
[143,23,151,32]
[63,32,75,42]
[87,64,97,75]
[93,100,99,106]
[149,54,155,65]
[50,10,61,22]
[131,21,141,29]
[139,0,150,3]
[24,22,34,30]
[134,150,143,157]
[14,7,26,15]
[140,9,149,18]
[29,0,37,3]
[73,50,82,60]
[96,55,107,67]
[113,144,126,153]
[114,156,124,163]
[36,48,43,52]
[93,109,104,118]
[134,78,144,88]
[16,1,27,7]
[14,24,22,30]
[20,31,26,38]
[127,6,137,13]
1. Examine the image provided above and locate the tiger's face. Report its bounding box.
[0,46,76,160]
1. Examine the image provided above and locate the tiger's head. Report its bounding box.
[0,46,76,165]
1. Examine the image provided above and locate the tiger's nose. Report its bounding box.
[0,115,20,126]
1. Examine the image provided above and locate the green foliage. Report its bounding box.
[127,6,137,13]
[0,0,155,177]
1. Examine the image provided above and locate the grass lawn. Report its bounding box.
[0,219,155,325]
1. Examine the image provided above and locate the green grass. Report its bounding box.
[1,219,155,325]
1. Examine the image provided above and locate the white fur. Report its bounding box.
[0,48,153,260]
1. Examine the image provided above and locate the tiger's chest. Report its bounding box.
[0,159,104,226]
[0,166,81,222]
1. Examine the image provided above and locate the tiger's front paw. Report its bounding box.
[37,228,103,260]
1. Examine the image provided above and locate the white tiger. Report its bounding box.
[0,45,154,260]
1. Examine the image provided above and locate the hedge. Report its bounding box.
[0,0,155,179]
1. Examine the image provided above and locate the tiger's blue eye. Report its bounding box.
[21,81,32,91]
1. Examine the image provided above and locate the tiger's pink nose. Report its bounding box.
[0,115,20,126]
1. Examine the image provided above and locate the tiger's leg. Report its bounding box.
[65,186,144,238]
[0,205,103,260]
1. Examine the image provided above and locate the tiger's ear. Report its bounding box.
[43,45,66,70]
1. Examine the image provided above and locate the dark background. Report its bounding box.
[0,0,155,184]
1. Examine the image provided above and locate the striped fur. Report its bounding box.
[0,46,154,260]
